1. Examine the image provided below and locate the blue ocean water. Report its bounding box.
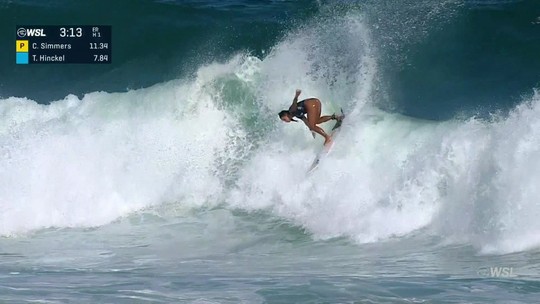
[1,0,540,303]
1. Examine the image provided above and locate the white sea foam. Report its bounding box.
[0,70,243,235]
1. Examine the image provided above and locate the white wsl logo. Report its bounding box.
[17,28,46,38]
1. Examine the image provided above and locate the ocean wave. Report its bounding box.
[1,2,539,256]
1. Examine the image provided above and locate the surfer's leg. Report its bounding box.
[317,116,333,124]
[307,110,331,145]
[306,99,337,124]
[308,124,331,145]
[305,99,332,145]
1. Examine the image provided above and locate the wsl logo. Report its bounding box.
[477,266,516,278]
[17,27,47,38]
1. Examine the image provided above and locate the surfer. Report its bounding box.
[278,89,343,145]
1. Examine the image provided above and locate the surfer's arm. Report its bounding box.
[288,89,302,114]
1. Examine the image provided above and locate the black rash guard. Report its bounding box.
[293,100,307,119]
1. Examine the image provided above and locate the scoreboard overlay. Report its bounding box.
[15,26,111,64]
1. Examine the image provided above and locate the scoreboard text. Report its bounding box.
[15,26,112,64]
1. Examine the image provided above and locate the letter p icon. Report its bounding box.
[16,40,29,52]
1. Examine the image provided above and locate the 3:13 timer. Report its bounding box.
[59,27,83,38]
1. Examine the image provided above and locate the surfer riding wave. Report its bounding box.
[278,89,343,146]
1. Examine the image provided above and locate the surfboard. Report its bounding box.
[308,110,345,173]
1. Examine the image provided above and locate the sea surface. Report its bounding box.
[1,0,540,303]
